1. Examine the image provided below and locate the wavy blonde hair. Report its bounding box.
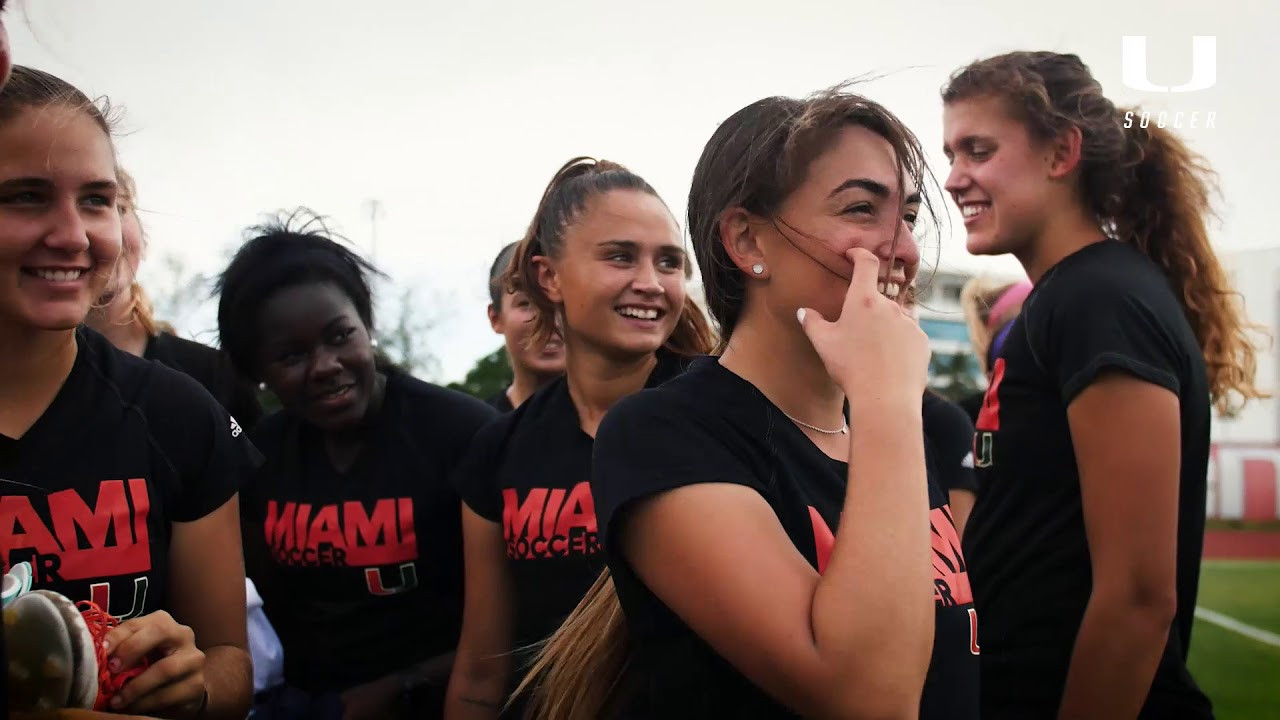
[114,166,162,337]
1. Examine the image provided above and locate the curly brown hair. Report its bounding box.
[943,51,1266,415]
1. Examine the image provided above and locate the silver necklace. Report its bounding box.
[781,411,848,435]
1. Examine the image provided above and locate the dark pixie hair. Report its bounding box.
[215,208,385,379]
[488,241,519,309]
[687,85,938,341]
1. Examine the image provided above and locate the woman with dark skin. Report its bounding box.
[217,212,496,720]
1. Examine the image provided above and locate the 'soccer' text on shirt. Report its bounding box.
[502,482,599,559]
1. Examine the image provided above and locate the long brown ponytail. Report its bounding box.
[513,570,632,720]
[943,51,1267,415]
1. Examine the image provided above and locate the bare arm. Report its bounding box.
[1058,372,1180,720]
[621,407,933,719]
[168,494,252,720]
[105,496,250,719]
[444,504,516,720]
[948,489,975,539]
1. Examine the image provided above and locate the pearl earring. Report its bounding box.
[751,264,764,275]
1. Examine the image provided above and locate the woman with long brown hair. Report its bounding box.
[942,51,1263,719]
[444,157,714,719]
[517,89,979,720]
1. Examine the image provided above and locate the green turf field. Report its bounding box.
[1188,560,1280,719]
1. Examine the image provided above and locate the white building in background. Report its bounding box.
[1212,247,1279,444]
[1209,247,1280,522]
[915,268,1019,394]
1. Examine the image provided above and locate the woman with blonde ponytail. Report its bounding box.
[86,167,262,430]
[942,51,1263,719]
[524,88,979,720]
[444,157,713,719]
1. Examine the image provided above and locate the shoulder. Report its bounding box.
[1030,241,1179,320]
[248,409,292,454]
[389,371,498,423]
[79,328,227,425]
[598,359,766,462]
[922,393,974,437]
[604,364,732,435]
[385,370,500,449]
[152,332,219,362]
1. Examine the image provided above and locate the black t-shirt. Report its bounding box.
[242,370,497,692]
[455,352,690,656]
[923,392,978,495]
[958,390,984,427]
[485,388,515,414]
[592,358,979,719]
[964,241,1213,718]
[145,331,263,432]
[1,326,259,620]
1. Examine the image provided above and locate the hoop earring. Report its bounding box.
[751,264,764,275]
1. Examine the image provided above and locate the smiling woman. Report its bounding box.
[0,65,258,720]
[443,157,715,720]
[214,210,497,719]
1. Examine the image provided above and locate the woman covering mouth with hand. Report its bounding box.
[516,89,979,720]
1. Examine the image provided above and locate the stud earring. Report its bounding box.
[751,264,764,275]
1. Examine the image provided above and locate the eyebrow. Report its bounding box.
[942,135,991,156]
[829,178,922,206]
[828,178,891,200]
[0,177,119,192]
[600,239,687,256]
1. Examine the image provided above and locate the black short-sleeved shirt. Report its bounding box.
[1,326,259,620]
[965,241,1213,718]
[485,388,514,414]
[591,358,979,719]
[923,392,978,495]
[242,370,496,692]
[144,331,263,432]
[455,352,690,655]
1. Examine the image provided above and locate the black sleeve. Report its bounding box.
[922,394,978,494]
[143,365,264,522]
[451,413,512,523]
[592,390,765,550]
[429,384,500,478]
[225,372,264,432]
[1025,274,1184,404]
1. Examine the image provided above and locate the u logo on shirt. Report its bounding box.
[974,358,1006,468]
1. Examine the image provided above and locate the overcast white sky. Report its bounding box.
[10,0,1277,381]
